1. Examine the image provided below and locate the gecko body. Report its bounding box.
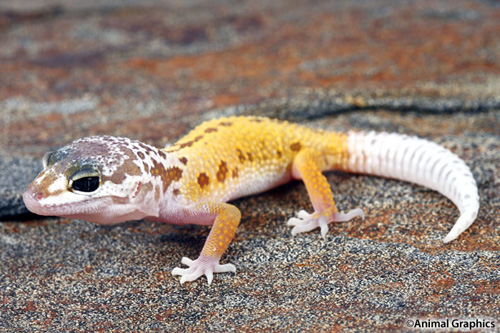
[23,116,479,284]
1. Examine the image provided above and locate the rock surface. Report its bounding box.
[0,0,499,330]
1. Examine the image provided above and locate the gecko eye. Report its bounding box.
[69,170,100,193]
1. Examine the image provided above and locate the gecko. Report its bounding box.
[23,116,480,285]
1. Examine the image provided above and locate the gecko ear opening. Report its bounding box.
[69,169,101,193]
[42,151,54,169]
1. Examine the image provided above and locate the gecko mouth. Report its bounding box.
[22,188,109,218]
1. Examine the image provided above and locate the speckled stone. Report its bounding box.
[0,155,41,217]
[0,0,499,331]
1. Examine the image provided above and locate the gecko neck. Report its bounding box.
[134,145,186,222]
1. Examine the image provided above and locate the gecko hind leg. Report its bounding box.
[287,149,364,238]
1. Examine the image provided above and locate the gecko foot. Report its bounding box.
[287,208,365,238]
[171,255,236,285]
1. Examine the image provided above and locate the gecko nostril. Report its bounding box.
[33,192,43,201]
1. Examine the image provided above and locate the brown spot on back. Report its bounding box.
[150,158,183,191]
[236,149,246,163]
[204,127,218,133]
[159,150,167,159]
[163,167,183,190]
[179,157,188,165]
[194,135,204,142]
[232,167,239,178]
[219,121,233,127]
[217,161,228,182]
[250,118,263,123]
[143,162,150,173]
[137,151,145,159]
[247,152,253,162]
[179,141,193,149]
[290,142,302,151]
[277,150,282,158]
[198,173,209,189]
[164,145,180,153]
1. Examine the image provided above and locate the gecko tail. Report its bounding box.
[344,131,479,243]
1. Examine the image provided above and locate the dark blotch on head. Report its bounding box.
[107,146,142,184]
[139,142,155,153]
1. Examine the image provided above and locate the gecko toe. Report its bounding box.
[319,216,329,239]
[288,208,364,237]
[171,255,236,285]
[214,263,236,273]
[332,208,365,222]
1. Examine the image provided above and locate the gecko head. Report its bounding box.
[23,136,157,224]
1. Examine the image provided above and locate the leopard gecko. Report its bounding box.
[23,116,479,285]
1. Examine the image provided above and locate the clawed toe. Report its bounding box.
[171,255,236,285]
[333,208,365,222]
[287,208,364,237]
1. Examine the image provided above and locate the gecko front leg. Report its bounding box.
[171,202,241,285]
[287,149,364,238]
